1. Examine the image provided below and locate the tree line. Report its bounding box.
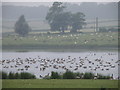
[46,2,86,33]
[14,2,118,37]
[1,71,112,79]
[45,71,112,79]
[14,2,86,36]
[1,72,36,79]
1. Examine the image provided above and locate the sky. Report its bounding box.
[2,2,53,7]
[1,0,119,2]
[1,0,119,7]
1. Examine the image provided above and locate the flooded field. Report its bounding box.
[1,51,119,79]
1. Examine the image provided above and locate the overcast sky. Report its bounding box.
[1,0,119,7]
[1,0,119,2]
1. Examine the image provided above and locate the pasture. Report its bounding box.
[2,79,118,88]
[2,32,118,51]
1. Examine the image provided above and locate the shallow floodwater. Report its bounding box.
[1,51,119,79]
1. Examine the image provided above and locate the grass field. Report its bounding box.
[2,32,118,51]
[2,79,118,88]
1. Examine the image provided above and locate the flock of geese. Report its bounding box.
[1,52,120,79]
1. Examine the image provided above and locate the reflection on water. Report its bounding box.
[1,51,119,79]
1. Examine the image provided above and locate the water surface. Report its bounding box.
[2,51,119,79]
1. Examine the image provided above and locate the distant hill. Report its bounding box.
[2,2,118,20]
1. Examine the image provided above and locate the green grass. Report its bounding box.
[2,32,118,51]
[2,79,118,88]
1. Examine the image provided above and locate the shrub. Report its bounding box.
[20,72,36,79]
[63,70,75,79]
[0,72,2,79]
[2,72,8,79]
[1,71,36,79]
[99,27,108,32]
[74,72,84,79]
[97,74,111,79]
[108,28,118,32]
[83,72,94,79]
[99,27,118,32]
[43,76,50,79]
[14,73,21,79]
[50,71,61,79]
[47,32,51,35]
[8,72,15,79]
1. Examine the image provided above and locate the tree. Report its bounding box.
[46,2,65,24]
[70,12,86,33]
[14,15,31,36]
[20,72,36,79]
[8,72,15,79]
[46,2,67,33]
[50,71,61,79]
[46,2,86,33]
[83,72,94,79]
[14,73,21,79]
[50,12,71,33]
[2,72,8,79]
[63,70,75,79]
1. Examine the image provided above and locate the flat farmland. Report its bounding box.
[2,32,118,50]
[2,79,118,88]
